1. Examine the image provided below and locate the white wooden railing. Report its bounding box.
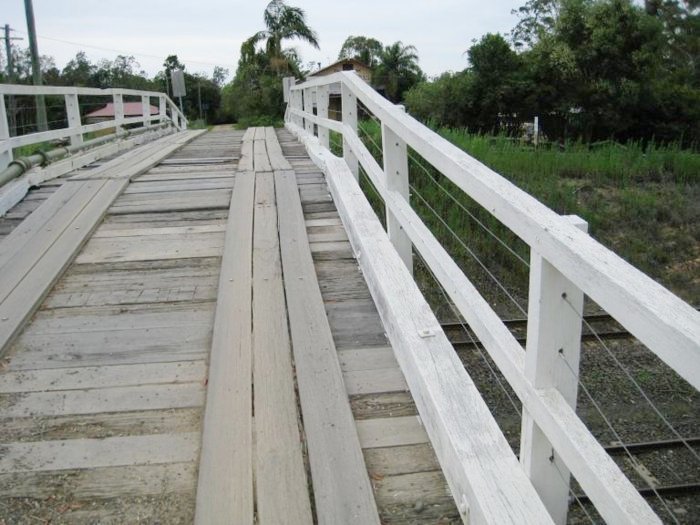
[0,84,187,171]
[284,72,700,524]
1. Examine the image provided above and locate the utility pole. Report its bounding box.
[3,24,23,136]
[23,0,48,131]
[197,80,202,122]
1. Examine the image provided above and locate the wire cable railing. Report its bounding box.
[285,71,700,525]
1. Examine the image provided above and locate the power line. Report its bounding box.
[11,29,235,70]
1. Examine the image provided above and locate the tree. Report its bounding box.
[466,33,530,132]
[61,51,95,86]
[212,66,230,87]
[511,0,561,48]
[244,0,319,72]
[373,41,424,102]
[338,36,383,67]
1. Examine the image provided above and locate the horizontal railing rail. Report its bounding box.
[284,71,700,524]
[0,84,187,171]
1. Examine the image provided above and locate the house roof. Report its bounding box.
[85,102,159,118]
[309,58,371,77]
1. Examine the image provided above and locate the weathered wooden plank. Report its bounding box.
[0,361,205,393]
[0,181,84,267]
[195,169,255,524]
[252,172,312,524]
[134,169,235,182]
[308,231,348,243]
[275,169,380,524]
[350,392,417,421]
[123,178,234,194]
[356,416,429,449]
[266,128,292,170]
[343,368,407,395]
[1,383,204,417]
[374,471,459,524]
[92,223,226,238]
[0,179,128,356]
[305,217,342,227]
[108,191,231,214]
[0,432,198,473]
[0,180,103,294]
[0,462,195,499]
[75,231,224,264]
[0,131,204,356]
[363,444,440,477]
[338,346,396,372]
[253,139,272,172]
[0,408,201,444]
[304,144,553,523]
[238,139,254,171]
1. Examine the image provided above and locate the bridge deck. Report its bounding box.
[0,127,458,523]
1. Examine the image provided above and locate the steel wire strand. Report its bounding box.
[558,350,680,524]
[561,294,700,464]
[414,250,523,419]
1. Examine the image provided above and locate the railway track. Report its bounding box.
[441,308,700,348]
[441,314,700,513]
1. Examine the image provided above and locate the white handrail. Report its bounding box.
[285,71,699,524]
[0,84,187,171]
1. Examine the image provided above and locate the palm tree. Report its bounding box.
[374,42,423,102]
[245,0,319,72]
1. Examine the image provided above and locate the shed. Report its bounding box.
[85,102,159,124]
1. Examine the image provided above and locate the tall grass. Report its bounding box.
[355,119,700,309]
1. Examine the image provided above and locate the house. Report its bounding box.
[84,102,159,124]
[308,58,372,85]
[307,58,374,118]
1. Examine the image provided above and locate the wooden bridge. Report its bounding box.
[0,76,697,524]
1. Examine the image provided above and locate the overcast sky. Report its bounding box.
[3,0,524,81]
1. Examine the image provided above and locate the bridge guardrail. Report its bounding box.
[285,71,699,524]
[0,84,188,171]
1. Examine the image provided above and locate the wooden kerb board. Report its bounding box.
[194,170,255,524]
[275,168,380,524]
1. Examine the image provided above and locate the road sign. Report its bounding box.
[171,69,186,98]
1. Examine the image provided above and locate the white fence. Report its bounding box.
[0,84,187,171]
[285,71,700,524]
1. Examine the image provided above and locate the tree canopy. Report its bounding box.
[405,0,700,144]
[222,0,318,125]
[337,36,425,102]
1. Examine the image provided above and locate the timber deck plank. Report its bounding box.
[0,126,461,524]
[0,127,240,523]
[276,168,380,524]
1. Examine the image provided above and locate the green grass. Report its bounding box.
[355,119,699,311]
[234,116,284,130]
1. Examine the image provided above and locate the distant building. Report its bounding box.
[84,102,159,124]
[308,58,372,85]
[307,59,374,117]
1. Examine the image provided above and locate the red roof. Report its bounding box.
[85,102,159,118]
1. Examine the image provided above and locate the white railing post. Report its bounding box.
[141,95,150,129]
[303,87,314,136]
[520,214,588,524]
[316,84,330,150]
[159,95,167,125]
[64,93,83,147]
[170,101,180,129]
[341,83,359,181]
[382,120,413,274]
[0,94,12,171]
[113,92,125,134]
[283,77,296,124]
[293,89,303,129]
[282,76,295,103]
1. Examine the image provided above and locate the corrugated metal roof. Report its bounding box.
[85,102,159,118]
